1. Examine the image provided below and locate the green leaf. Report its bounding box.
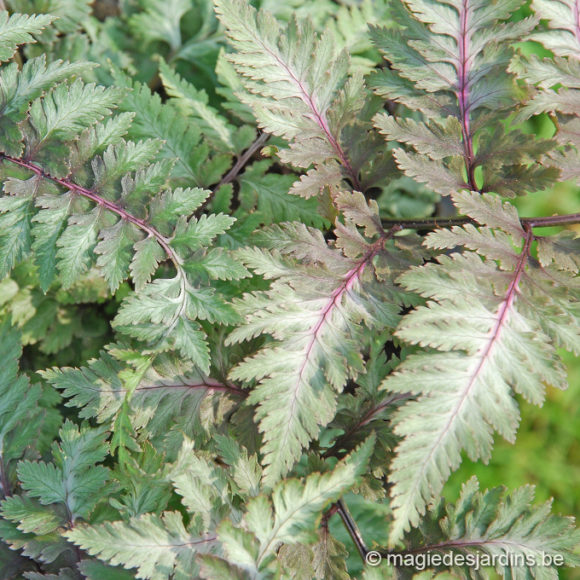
[311,527,350,580]
[115,74,215,188]
[28,79,123,146]
[186,248,250,281]
[129,237,166,292]
[0,194,34,279]
[55,208,101,289]
[158,58,234,151]
[149,187,210,230]
[17,420,110,521]
[0,12,54,62]
[113,277,212,372]
[171,438,231,529]
[537,232,580,274]
[0,321,44,489]
[78,559,137,580]
[95,220,139,293]
[375,114,464,160]
[172,213,236,253]
[238,161,328,227]
[214,435,261,496]
[0,515,71,565]
[129,0,192,51]
[402,477,580,576]
[31,191,74,291]
[42,349,230,442]
[1,495,64,536]
[198,555,251,580]
[220,435,374,568]
[66,511,216,580]
[32,0,93,33]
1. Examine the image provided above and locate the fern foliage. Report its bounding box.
[370,0,557,198]
[0,15,242,370]
[512,0,580,183]
[0,1,578,579]
[215,0,395,200]
[382,191,579,542]
[227,205,418,484]
[393,477,580,579]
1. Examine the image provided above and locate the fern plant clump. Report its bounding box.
[0,0,578,578]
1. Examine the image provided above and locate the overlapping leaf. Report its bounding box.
[206,436,374,575]
[67,511,216,580]
[370,0,556,197]
[0,12,54,62]
[215,0,366,197]
[512,0,580,183]
[227,206,418,484]
[42,349,241,441]
[382,192,579,543]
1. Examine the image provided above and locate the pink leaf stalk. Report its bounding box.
[456,0,478,191]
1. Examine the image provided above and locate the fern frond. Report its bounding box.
[77,558,137,580]
[530,0,580,56]
[327,0,389,75]
[17,420,110,521]
[210,436,374,574]
[11,0,92,34]
[237,160,328,227]
[0,56,96,158]
[0,515,72,567]
[113,277,238,371]
[1,495,65,540]
[382,191,579,543]
[227,213,417,484]
[511,0,580,183]
[158,58,235,152]
[42,349,244,442]
[215,0,364,195]
[511,0,580,120]
[115,75,229,189]
[323,337,403,471]
[370,0,554,197]
[537,231,580,274]
[0,12,54,62]
[0,321,46,497]
[1,119,238,358]
[129,0,192,52]
[66,511,216,580]
[398,477,580,576]
[27,80,123,154]
[170,438,233,530]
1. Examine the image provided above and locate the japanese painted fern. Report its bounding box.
[0,1,578,579]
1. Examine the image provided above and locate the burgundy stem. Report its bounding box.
[336,499,369,560]
[0,153,182,271]
[380,536,540,557]
[381,213,580,230]
[0,454,11,499]
[197,132,270,216]
[248,34,362,190]
[457,0,478,191]
[94,379,247,398]
[134,380,248,398]
[5,155,578,235]
[322,392,413,459]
